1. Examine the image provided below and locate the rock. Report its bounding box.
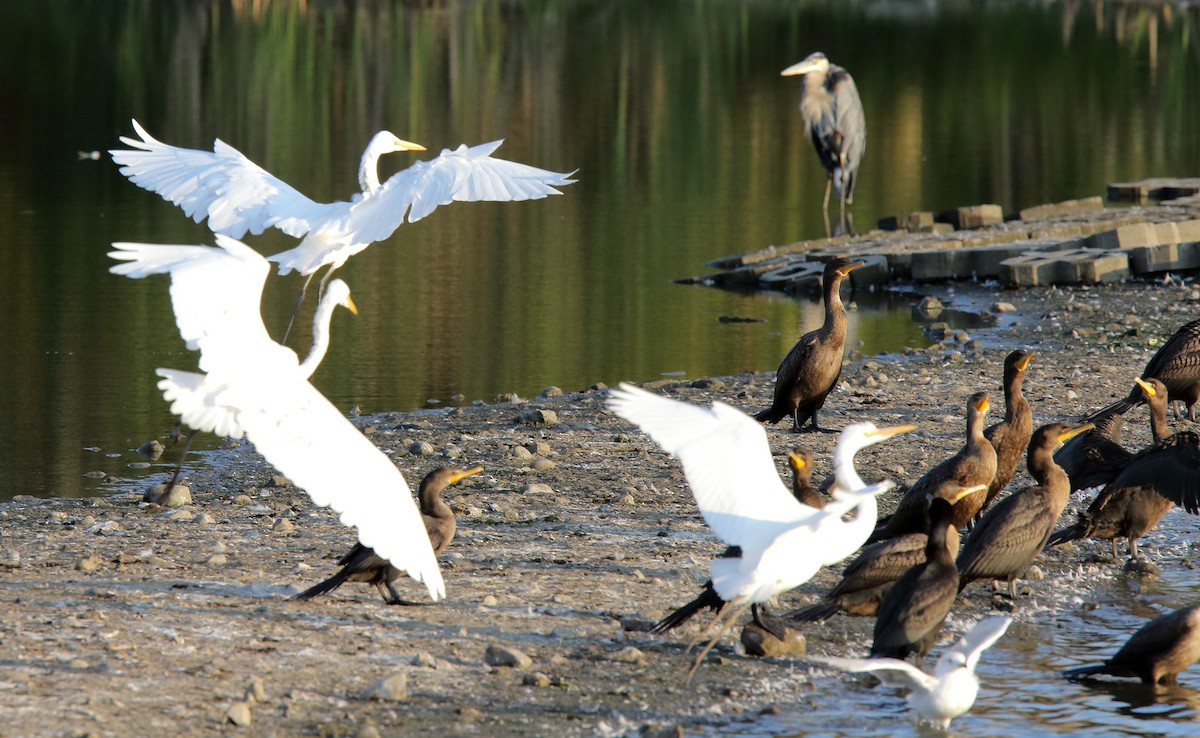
[1024,564,1045,581]
[510,445,534,461]
[530,457,556,471]
[610,492,636,506]
[690,378,726,390]
[245,677,266,703]
[356,721,383,738]
[86,520,121,536]
[524,441,552,456]
[522,483,553,495]
[484,644,532,669]
[1124,557,1161,578]
[206,553,229,567]
[740,623,806,657]
[193,513,215,526]
[408,441,435,456]
[84,470,107,480]
[522,672,552,687]
[992,301,1018,313]
[271,517,296,535]
[914,296,944,318]
[412,652,439,669]
[144,481,191,507]
[641,724,685,738]
[539,386,563,398]
[608,646,646,664]
[358,673,408,701]
[77,554,103,572]
[232,494,253,506]
[518,408,559,425]
[136,440,165,460]
[226,700,253,726]
[268,475,292,487]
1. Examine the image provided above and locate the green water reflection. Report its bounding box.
[1,0,1197,501]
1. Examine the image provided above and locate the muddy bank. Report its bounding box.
[1,279,1198,738]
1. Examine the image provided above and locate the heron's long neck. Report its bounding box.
[297,292,340,379]
[358,149,383,195]
[834,455,865,492]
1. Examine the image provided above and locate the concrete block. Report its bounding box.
[1108,178,1200,202]
[939,204,1003,229]
[1056,249,1129,283]
[1086,223,1161,250]
[847,254,890,287]
[1017,196,1104,221]
[999,253,1062,287]
[1175,219,1200,242]
[710,258,789,285]
[758,259,824,290]
[1127,241,1200,274]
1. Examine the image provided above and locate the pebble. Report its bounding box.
[522,483,553,495]
[206,553,229,567]
[245,677,266,703]
[608,646,646,664]
[522,672,552,687]
[690,378,726,390]
[539,386,563,398]
[357,722,383,738]
[408,441,435,456]
[77,554,103,572]
[524,441,552,456]
[136,440,165,459]
[358,673,408,702]
[83,471,107,480]
[232,494,253,505]
[530,457,556,471]
[127,461,151,469]
[510,445,534,461]
[518,408,559,425]
[992,301,1017,313]
[226,700,253,726]
[144,482,192,507]
[193,513,215,526]
[915,296,944,318]
[271,517,296,535]
[484,644,532,669]
[86,520,122,536]
[610,492,636,506]
[269,475,292,487]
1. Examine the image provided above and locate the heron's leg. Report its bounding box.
[281,271,319,345]
[822,177,832,211]
[157,429,196,502]
[317,263,339,301]
[1008,578,1020,599]
[1129,537,1140,560]
[1111,538,1119,559]
[686,599,752,684]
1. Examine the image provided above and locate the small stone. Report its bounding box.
[914,296,944,318]
[522,672,552,687]
[510,445,534,460]
[206,553,229,567]
[86,520,122,536]
[144,481,192,507]
[77,554,103,572]
[412,652,439,669]
[530,457,556,471]
[484,644,532,669]
[524,441,552,456]
[518,408,559,425]
[226,700,253,726]
[269,475,292,487]
[641,724,685,738]
[245,677,267,703]
[358,673,408,702]
[193,513,215,526]
[271,517,296,535]
[1124,557,1161,578]
[408,441,435,456]
[232,494,253,505]
[481,595,498,606]
[127,461,151,470]
[136,440,165,460]
[740,623,806,657]
[80,515,96,527]
[539,386,563,398]
[611,493,636,506]
[1024,564,1045,581]
[356,722,383,738]
[522,483,553,495]
[609,646,646,664]
[691,378,726,390]
[992,301,1017,313]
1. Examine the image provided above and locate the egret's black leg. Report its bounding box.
[281,271,318,345]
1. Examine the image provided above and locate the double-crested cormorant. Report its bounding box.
[755,258,864,432]
[780,53,867,222]
[1048,380,1200,560]
[1054,405,1131,493]
[869,484,984,663]
[957,423,1093,597]
[294,466,483,604]
[1064,606,1200,685]
[786,481,975,624]
[652,447,821,636]
[870,392,995,542]
[976,350,1034,520]
[1087,318,1200,421]
[814,615,1013,730]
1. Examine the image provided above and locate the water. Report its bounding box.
[3,3,1200,732]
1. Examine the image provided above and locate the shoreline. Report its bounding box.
[2,278,1199,736]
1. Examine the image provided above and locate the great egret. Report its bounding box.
[976,350,1035,521]
[780,52,866,224]
[295,466,483,604]
[1050,379,1200,560]
[813,615,1013,730]
[108,234,445,601]
[957,422,1093,598]
[1064,606,1200,685]
[606,382,912,679]
[755,258,863,432]
[110,119,576,333]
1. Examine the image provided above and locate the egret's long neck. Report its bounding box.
[833,453,865,493]
[358,148,383,195]
[297,292,340,379]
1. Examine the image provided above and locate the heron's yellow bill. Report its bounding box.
[866,423,917,439]
[395,138,426,152]
[345,295,359,315]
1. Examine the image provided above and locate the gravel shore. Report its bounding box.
[2,278,1197,737]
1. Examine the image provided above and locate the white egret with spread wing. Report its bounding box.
[108,234,445,601]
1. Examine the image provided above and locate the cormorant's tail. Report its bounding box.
[292,569,351,601]
[784,601,839,624]
[754,406,785,424]
[652,584,723,634]
[1063,664,1112,681]
[864,515,894,544]
[1082,394,1140,424]
[1047,520,1089,548]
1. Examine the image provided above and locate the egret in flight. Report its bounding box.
[109,234,445,601]
[813,615,1013,730]
[606,382,913,680]
[110,119,576,336]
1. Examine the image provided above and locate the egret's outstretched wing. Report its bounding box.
[938,615,1013,675]
[346,141,576,243]
[810,655,937,692]
[108,235,282,372]
[110,119,335,239]
[607,383,817,547]
[231,379,445,600]
[156,369,244,440]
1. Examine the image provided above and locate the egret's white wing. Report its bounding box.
[229,377,445,600]
[810,655,938,692]
[346,141,575,244]
[938,615,1013,675]
[156,369,245,439]
[607,383,818,547]
[110,119,338,239]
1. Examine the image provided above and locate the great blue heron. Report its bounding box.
[781,52,866,225]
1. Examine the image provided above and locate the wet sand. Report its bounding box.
[2,279,1197,737]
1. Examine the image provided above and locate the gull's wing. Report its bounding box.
[607,383,818,547]
[809,655,937,692]
[110,119,338,239]
[230,377,445,600]
[939,615,1013,675]
[108,234,287,373]
[346,140,575,244]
